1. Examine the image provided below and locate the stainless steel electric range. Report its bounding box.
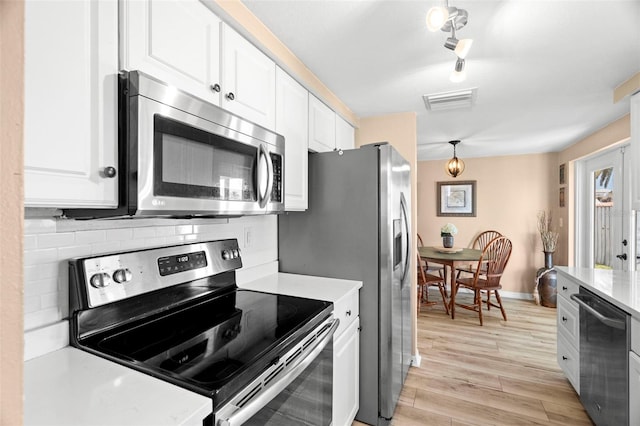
[69,239,338,426]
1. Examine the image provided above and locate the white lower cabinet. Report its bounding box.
[333,318,359,426]
[24,0,119,208]
[556,273,580,393]
[631,351,640,425]
[631,93,640,210]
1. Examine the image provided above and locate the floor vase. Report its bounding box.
[536,251,557,308]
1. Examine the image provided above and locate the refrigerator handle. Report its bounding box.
[400,193,410,283]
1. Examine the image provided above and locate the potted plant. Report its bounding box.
[441,223,458,248]
[536,210,559,307]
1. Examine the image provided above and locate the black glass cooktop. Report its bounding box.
[79,288,332,406]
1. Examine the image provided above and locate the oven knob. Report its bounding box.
[222,250,231,260]
[90,273,111,288]
[232,249,239,258]
[113,268,133,284]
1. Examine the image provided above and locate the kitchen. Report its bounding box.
[2,0,640,425]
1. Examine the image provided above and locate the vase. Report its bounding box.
[536,251,557,308]
[442,234,454,248]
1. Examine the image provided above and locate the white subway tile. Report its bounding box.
[24,295,42,314]
[155,226,177,237]
[24,235,37,250]
[164,235,186,246]
[91,241,122,255]
[192,224,222,234]
[24,218,57,235]
[40,292,59,309]
[105,228,134,241]
[37,232,75,249]
[24,248,58,266]
[58,244,92,260]
[75,230,106,245]
[24,278,58,297]
[184,234,199,242]
[24,262,59,282]
[132,227,157,239]
[144,237,167,248]
[175,225,193,235]
[24,307,63,332]
[120,239,148,251]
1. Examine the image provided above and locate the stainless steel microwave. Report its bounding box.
[66,71,284,218]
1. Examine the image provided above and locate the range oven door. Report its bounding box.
[214,318,338,426]
[131,71,284,217]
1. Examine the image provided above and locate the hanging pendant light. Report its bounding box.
[445,140,465,177]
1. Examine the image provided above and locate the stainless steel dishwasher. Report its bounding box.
[571,287,630,426]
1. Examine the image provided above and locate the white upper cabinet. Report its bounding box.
[308,95,337,152]
[631,93,640,210]
[336,115,355,151]
[276,68,309,211]
[221,24,276,130]
[121,1,276,130]
[120,0,222,105]
[24,0,119,208]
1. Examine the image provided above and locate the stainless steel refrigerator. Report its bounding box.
[278,143,412,426]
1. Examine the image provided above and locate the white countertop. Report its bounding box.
[557,266,640,318]
[24,347,211,426]
[237,272,362,302]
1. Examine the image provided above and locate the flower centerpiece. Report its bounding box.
[440,223,458,248]
[536,210,559,308]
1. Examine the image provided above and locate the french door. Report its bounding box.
[576,144,633,270]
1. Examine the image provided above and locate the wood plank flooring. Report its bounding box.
[353,291,594,426]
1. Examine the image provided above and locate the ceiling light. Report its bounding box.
[427,1,473,80]
[450,58,466,83]
[444,36,473,59]
[426,6,450,32]
[445,140,465,177]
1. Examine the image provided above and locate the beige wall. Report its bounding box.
[355,112,419,356]
[556,115,631,266]
[417,153,557,296]
[0,0,24,423]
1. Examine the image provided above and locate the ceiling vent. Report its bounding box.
[423,88,477,111]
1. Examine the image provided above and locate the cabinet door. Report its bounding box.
[336,115,355,151]
[276,68,308,211]
[24,0,119,207]
[308,95,336,152]
[120,0,221,105]
[631,351,640,425]
[221,24,276,130]
[333,318,360,426]
[631,93,640,210]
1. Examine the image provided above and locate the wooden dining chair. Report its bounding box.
[453,236,512,325]
[417,233,445,278]
[417,254,449,315]
[456,230,502,277]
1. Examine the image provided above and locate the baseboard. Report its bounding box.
[412,351,422,368]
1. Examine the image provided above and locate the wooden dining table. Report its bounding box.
[418,246,483,319]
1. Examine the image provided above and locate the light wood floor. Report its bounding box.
[353,291,594,426]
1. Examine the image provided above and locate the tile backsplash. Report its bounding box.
[23,215,278,333]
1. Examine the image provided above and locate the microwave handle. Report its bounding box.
[257,144,274,208]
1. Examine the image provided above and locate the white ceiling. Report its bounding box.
[241,0,640,161]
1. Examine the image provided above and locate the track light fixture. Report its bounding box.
[427,1,473,82]
[445,140,465,177]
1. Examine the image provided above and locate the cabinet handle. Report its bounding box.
[210,83,221,93]
[562,316,567,322]
[102,166,117,178]
[346,310,351,316]
[226,92,235,101]
[562,286,568,291]
[562,356,568,361]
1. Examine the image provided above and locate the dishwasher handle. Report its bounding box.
[570,293,626,330]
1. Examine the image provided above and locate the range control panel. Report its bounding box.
[74,239,243,308]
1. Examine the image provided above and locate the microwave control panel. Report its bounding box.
[270,153,282,202]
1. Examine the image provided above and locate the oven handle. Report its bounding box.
[570,293,626,330]
[218,318,340,426]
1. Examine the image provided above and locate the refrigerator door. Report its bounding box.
[378,145,412,421]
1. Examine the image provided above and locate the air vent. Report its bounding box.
[423,88,478,111]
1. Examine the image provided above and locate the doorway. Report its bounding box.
[575,144,633,270]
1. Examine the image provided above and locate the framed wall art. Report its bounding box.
[437,180,476,217]
[559,187,565,207]
[559,163,566,185]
